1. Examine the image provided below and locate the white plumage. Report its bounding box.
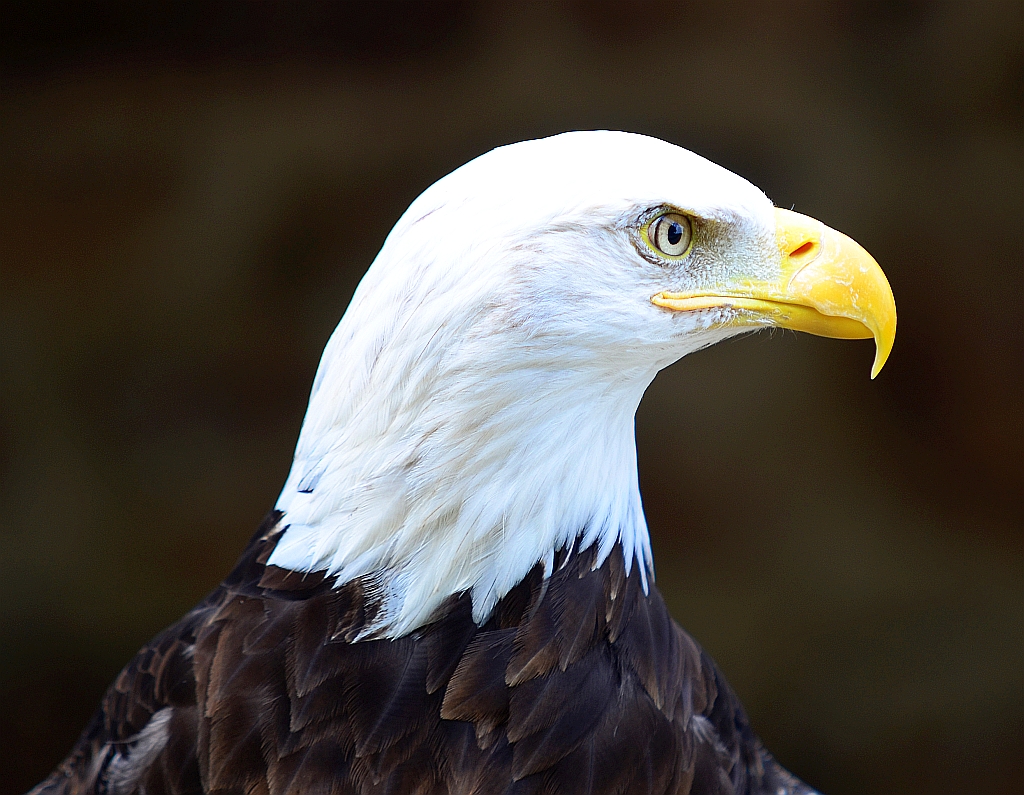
[269,131,778,637]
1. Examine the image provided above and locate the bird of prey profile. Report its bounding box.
[30,131,896,795]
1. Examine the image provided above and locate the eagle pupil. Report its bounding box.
[667,222,683,246]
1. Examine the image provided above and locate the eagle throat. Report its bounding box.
[267,350,658,639]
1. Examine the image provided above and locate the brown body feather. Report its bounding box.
[29,512,817,795]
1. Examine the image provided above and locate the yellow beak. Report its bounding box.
[652,208,897,378]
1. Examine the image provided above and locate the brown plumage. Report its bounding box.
[29,511,816,795]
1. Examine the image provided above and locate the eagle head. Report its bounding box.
[267,131,896,638]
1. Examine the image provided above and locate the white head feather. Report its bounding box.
[269,131,778,638]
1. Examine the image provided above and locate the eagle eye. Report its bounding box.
[645,212,692,259]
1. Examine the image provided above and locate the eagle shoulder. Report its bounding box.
[31,513,817,795]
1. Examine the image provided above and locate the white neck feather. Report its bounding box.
[272,368,651,639]
[270,295,660,638]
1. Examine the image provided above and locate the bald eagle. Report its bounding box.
[30,131,895,795]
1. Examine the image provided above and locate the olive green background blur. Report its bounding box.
[1,2,1021,793]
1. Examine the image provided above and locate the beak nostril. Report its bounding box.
[790,240,818,260]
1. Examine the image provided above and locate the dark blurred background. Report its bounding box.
[1,1,1021,792]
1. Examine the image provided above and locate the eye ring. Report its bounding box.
[645,212,693,259]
